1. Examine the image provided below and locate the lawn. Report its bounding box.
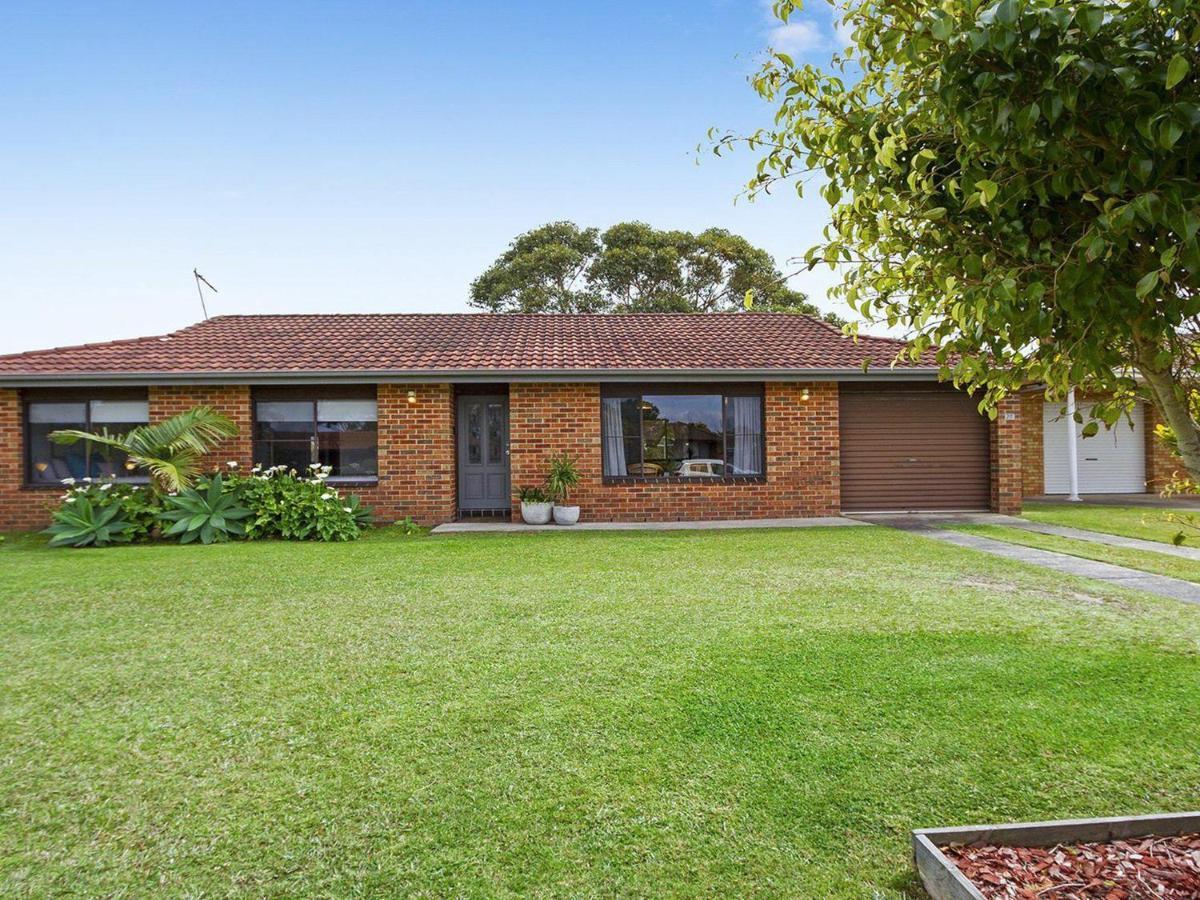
[953,524,1200,584]
[1022,502,1198,545]
[3,526,1200,897]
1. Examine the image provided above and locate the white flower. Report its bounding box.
[74,486,87,493]
[99,483,113,491]
[64,496,76,503]
[82,477,92,483]
[251,464,262,473]
[226,461,238,469]
[61,477,76,486]
[343,506,352,513]
[321,492,334,500]
[309,462,321,470]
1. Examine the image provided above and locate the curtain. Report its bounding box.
[602,397,627,476]
[730,396,762,474]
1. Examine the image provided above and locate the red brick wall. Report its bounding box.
[354,383,456,525]
[991,395,1023,515]
[148,385,254,470]
[508,381,840,522]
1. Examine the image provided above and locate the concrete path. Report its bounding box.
[1006,519,1200,561]
[432,516,865,534]
[1025,493,1200,509]
[852,513,1200,605]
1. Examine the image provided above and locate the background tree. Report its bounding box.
[470,220,840,322]
[716,0,1200,480]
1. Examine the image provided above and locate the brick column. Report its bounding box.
[991,395,1023,514]
[1144,403,1183,493]
[365,383,455,525]
[148,385,253,471]
[0,388,57,531]
[1019,391,1044,498]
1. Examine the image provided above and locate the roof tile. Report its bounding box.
[0,313,936,376]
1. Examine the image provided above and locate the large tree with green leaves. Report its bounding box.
[470,220,840,321]
[718,0,1200,479]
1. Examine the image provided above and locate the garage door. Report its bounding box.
[839,387,991,512]
[1043,400,1145,494]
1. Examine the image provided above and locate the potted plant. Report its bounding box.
[518,485,553,525]
[546,453,581,525]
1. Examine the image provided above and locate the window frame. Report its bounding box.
[23,389,151,488]
[251,386,379,484]
[599,383,766,483]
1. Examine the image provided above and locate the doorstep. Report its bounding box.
[430,516,867,534]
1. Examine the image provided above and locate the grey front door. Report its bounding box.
[457,394,510,512]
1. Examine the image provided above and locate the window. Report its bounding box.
[601,386,764,479]
[26,397,149,485]
[253,390,377,479]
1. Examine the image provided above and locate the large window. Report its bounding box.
[26,396,149,485]
[601,386,764,478]
[253,389,377,480]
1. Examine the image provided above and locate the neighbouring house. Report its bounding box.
[0,312,1171,531]
[1020,391,1180,498]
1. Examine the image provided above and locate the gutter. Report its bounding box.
[0,367,945,388]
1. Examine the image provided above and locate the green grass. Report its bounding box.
[1022,502,1197,545]
[3,526,1200,897]
[953,524,1200,584]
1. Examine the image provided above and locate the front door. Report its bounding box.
[457,394,510,513]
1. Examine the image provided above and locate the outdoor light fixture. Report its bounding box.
[125,461,137,471]
[407,390,417,404]
[800,388,810,401]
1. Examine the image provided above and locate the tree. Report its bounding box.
[717,0,1200,480]
[469,220,840,322]
[50,407,239,493]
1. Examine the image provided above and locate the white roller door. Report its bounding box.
[1043,400,1146,494]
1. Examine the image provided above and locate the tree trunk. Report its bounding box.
[1135,343,1200,484]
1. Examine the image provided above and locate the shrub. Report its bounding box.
[229,464,363,542]
[518,485,550,503]
[52,477,158,542]
[42,496,136,548]
[158,474,252,544]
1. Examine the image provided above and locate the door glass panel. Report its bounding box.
[467,403,482,464]
[486,403,503,464]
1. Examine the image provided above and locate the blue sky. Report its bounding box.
[1,1,850,354]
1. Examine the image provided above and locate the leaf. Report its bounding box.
[1135,269,1161,298]
[1167,53,1190,89]
[1081,420,1099,438]
[923,207,948,220]
[976,179,999,206]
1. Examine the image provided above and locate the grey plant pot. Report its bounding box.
[520,501,553,525]
[552,505,580,526]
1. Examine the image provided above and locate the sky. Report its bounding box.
[0,0,852,355]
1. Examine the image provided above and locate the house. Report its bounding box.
[0,312,1171,531]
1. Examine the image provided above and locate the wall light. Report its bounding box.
[800,388,810,401]
[407,390,417,405]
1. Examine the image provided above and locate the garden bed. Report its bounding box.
[912,812,1200,899]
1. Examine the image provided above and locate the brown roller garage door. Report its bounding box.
[839,385,991,512]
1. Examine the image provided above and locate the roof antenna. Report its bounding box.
[193,268,218,320]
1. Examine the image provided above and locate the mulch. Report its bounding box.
[940,833,1200,898]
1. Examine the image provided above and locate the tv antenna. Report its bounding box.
[193,268,218,320]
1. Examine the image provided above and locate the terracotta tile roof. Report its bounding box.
[0,313,937,379]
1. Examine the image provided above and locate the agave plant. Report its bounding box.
[42,497,135,548]
[49,407,238,493]
[158,474,252,544]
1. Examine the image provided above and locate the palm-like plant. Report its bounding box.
[49,406,239,493]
